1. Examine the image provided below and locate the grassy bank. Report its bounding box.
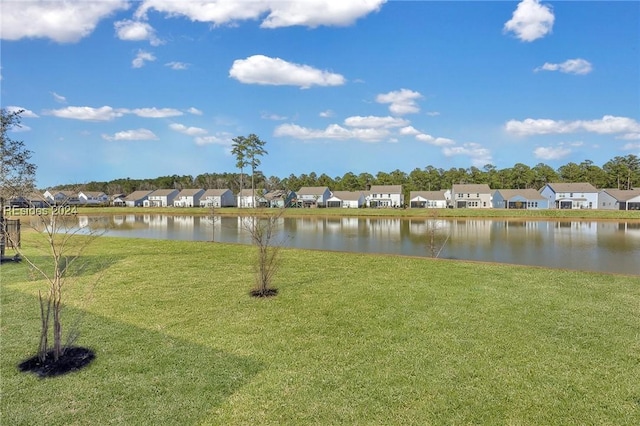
[67,206,640,220]
[2,235,639,424]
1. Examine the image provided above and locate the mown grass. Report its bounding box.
[2,234,639,424]
[71,206,640,220]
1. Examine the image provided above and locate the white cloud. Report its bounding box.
[261,112,288,121]
[187,107,203,115]
[399,126,420,136]
[319,110,335,118]
[132,50,156,68]
[622,142,640,151]
[535,58,592,75]
[229,55,345,88]
[344,115,409,128]
[165,61,190,70]
[6,106,39,118]
[505,115,640,139]
[442,143,492,166]
[504,0,554,42]
[426,111,440,117]
[1,0,128,43]
[274,123,390,142]
[195,133,234,146]
[619,133,640,141]
[51,92,67,103]
[416,133,455,147]
[45,106,125,121]
[102,128,158,141]
[114,19,162,46]
[130,107,183,118]
[533,146,572,160]
[169,123,208,136]
[135,0,385,28]
[376,89,422,115]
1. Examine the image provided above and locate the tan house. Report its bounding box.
[451,184,492,208]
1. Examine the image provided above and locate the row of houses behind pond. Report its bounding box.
[12,183,640,210]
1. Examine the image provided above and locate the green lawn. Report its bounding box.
[2,235,639,424]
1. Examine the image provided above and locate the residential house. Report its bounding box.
[9,192,48,208]
[78,191,109,205]
[173,188,205,207]
[261,190,296,208]
[294,186,332,208]
[121,190,153,207]
[409,190,448,208]
[111,193,127,206]
[598,188,640,210]
[450,184,492,209]
[326,191,366,208]
[540,182,599,209]
[199,189,236,208]
[144,189,179,207]
[43,190,80,205]
[367,185,404,208]
[492,189,549,209]
[237,189,264,208]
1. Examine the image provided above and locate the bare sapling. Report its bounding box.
[8,192,107,366]
[240,208,286,297]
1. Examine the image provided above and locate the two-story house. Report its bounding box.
[173,188,205,207]
[200,189,236,208]
[366,185,404,208]
[450,184,492,208]
[78,191,109,205]
[295,187,332,208]
[144,189,179,207]
[539,182,598,209]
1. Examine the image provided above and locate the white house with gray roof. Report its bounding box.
[144,189,179,207]
[540,182,598,209]
[326,191,366,208]
[409,190,448,208]
[200,189,236,208]
[366,185,404,208]
[173,188,205,207]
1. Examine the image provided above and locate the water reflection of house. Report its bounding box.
[367,218,401,240]
[172,215,195,229]
[143,214,168,227]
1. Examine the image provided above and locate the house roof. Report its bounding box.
[201,189,231,197]
[79,191,106,197]
[494,189,546,201]
[369,185,402,193]
[452,184,492,193]
[176,188,204,197]
[123,190,153,201]
[329,191,364,201]
[263,190,290,200]
[601,188,640,201]
[409,190,447,200]
[297,186,330,195]
[544,182,598,193]
[149,189,178,197]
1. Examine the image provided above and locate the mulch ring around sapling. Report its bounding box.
[18,347,95,378]
[250,288,278,298]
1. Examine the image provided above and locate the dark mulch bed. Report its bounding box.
[250,288,278,298]
[18,347,95,378]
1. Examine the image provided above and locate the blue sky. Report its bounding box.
[2,0,639,188]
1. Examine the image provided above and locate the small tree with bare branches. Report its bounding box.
[240,209,286,297]
[8,191,107,376]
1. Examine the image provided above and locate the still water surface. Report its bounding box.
[84,214,640,275]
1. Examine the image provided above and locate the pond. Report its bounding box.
[79,214,640,275]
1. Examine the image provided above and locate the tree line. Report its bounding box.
[62,156,640,197]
